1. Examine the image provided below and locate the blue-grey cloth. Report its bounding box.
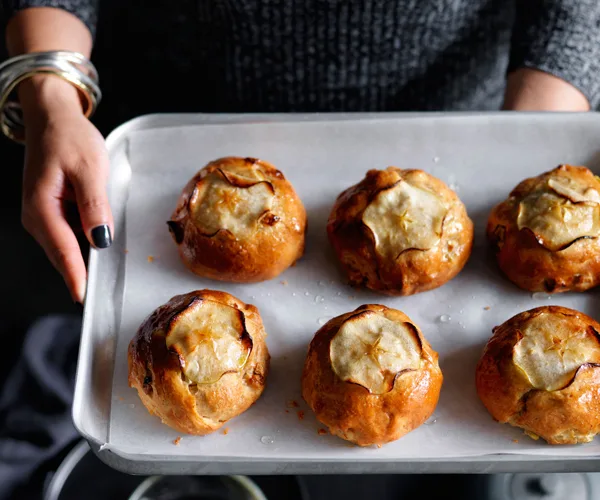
[2,1,600,113]
[0,316,80,500]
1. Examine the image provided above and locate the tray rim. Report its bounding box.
[73,111,600,474]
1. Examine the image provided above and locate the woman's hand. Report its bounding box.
[20,75,113,304]
[504,68,590,111]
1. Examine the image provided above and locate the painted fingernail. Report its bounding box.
[91,224,112,249]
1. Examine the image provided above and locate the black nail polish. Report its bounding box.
[91,224,112,249]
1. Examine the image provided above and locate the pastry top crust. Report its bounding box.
[168,157,306,283]
[487,165,600,293]
[327,167,473,295]
[128,289,269,435]
[476,305,600,444]
[490,165,600,251]
[302,304,442,446]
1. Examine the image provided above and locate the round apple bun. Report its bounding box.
[487,164,600,293]
[301,304,442,447]
[168,156,306,283]
[128,289,270,435]
[327,167,473,296]
[476,306,600,444]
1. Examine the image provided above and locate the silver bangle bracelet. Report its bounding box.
[0,51,102,143]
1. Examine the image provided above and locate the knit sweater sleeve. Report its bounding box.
[2,0,98,37]
[509,0,600,108]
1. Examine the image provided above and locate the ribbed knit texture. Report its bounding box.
[3,1,600,113]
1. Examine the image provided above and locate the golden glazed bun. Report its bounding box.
[476,306,600,444]
[487,164,600,293]
[327,167,473,296]
[168,157,306,283]
[302,304,442,446]
[128,290,270,435]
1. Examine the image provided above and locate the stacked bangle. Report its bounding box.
[0,51,101,143]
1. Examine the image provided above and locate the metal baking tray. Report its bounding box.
[73,112,600,474]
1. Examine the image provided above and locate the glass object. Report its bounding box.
[128,475,267,500]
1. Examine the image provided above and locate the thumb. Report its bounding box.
[71,162,114,249]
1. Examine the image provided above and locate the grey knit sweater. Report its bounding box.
[3,1,600,113]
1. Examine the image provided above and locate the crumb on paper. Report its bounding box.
[297,410,305,421]
[124,249,129,254]
[287,400,299,408]
[484,306,491,311]
[280,280,288,286]
[222,428,229,435]
[118,396,124,402]
[512,439,519,444]
[376,444,382,449]
[147,255,155,263]
[318,428,327,436]
[173,437,182,445]
[348,295,355,300]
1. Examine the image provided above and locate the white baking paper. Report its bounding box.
[109,115,600,459]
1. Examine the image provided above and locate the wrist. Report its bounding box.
[18,73,83,121]
[504,68,590,112]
